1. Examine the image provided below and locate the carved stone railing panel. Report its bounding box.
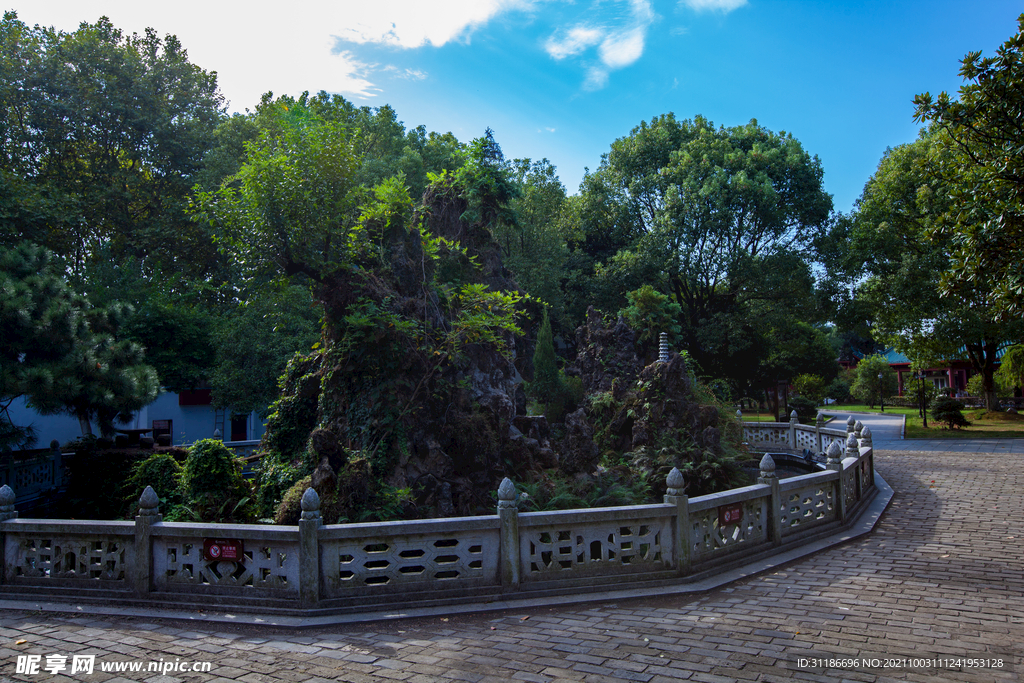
[153,536,300,597]
[5,533,131,586]
[520,517,668,579]
[690,497,767,563]
[744,425,790,446]
[860,458,873,494]
[795,428,818,451]
[780,482,835,530]
[844,469,859,510]
[321,530,500,596]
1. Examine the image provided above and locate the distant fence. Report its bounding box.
[741,411,866,454]
[0,429,878,616]
[0,441,66,513]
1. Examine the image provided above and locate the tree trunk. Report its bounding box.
[78,415,93,436]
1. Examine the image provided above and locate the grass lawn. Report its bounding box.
[821,404,1024,438]
[906,409,1024,439]
[742,404,1024,438]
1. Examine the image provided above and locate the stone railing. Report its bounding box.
[0,441,66,512]
[0,436,877,616]
[741,411,866,454]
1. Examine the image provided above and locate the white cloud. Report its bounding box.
[6,1,384,110]
[337,0,541,48]
[383,65,429,80]
[546,25,604,60]
[584,66,610,91]
[543,0,655,90]
[599,25,646,68]
[680,0,747,12]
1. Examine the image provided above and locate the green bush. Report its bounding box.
[787,396,818,423]
[180,439,252,522]
[931,396,971,430]
[125,453,182,514]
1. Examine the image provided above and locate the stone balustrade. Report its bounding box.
[0,436,877,616]
[738,410,851,454]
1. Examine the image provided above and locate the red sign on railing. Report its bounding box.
[203,538,244,562]
[719,503,743,527]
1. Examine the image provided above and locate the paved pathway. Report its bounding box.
[820,410,1024,453]
[2,447,1022,683]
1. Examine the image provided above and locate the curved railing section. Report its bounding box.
[0,422,878,615]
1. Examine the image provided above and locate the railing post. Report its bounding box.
[736,409,747,443]
[663,468,690,574]
[789,410,798,449]
[758,455,782,546]
[49,440,63,488]
[497,478,520,590]
[854,420,863,439]
[133,486,161,596]
[298,488,322,608]
[846,415,856,437]
[0,485,15,586]
[815,412,825,453]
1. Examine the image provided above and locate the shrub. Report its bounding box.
[792,374,826,404]
[125,453,182,514]
[931,396,972,430]
[180,439,252,522]
[787,396,818,423]
[825,377,852,403]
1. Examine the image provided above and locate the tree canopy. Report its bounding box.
[914,13,1024,319]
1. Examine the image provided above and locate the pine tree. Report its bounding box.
[532,308,560,403]
[1,242,158,446]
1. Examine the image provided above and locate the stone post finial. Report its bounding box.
[815,412,824,428]
[790,410,799,424]
[138,486,160,517]
[758,454,777,482]
[300,487,321,521]
[0,484,16,521]
[854,420,863,438]
[666,467,686,497]
[845,432,859,459]
[50,439,60,452]
[498,477,517,508]
[846,415,856,433]
[860,426,873,444]
[826,441,843,469]
[658,332,669,363]
[736,409,744,421]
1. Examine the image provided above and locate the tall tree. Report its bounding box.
[913,13,1024,318]
[845,131,1022,410]
[568,114,833,388]
[0,12,225,280]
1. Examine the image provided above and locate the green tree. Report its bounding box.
[531,308,559,403]
[931,396,971,430]
[210,285,319,416]
[0,12,225,281]
[996,344,1024,392]
[0,242,158,444]
[914,14,1024,318]
[850,355,898,409]
[568,114,833,387]
[792,374,826,404]
[843,131,1023,410]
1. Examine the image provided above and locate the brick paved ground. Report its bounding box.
[2,450,1021,683]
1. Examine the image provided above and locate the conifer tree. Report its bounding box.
[532,308,560,403]
[1,242,158,446]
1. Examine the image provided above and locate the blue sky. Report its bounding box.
[9,1,1023,213]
